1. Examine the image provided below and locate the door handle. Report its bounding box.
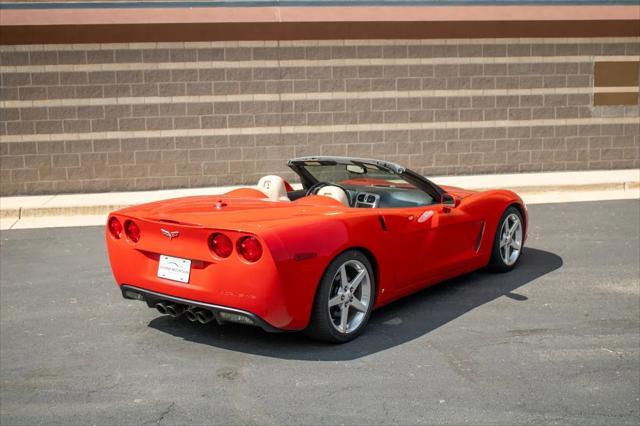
[417,211,434,223]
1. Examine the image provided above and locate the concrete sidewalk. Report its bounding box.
[1,169,638,230]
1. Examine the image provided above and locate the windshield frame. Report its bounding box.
[288,156,444,202]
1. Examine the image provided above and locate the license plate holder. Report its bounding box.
[157,255,191,283]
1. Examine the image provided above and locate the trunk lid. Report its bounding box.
[116,195,344,233]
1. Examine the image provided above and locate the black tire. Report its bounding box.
[304,250,376,343]
[489,206,525,272]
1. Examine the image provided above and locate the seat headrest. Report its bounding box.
[257,175,290,202]
[317,185,349,207]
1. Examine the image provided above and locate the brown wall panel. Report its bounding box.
[594,92,640,106]
[594,62,640,87]
[1,20,640,45]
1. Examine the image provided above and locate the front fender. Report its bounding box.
[462,189,528,260]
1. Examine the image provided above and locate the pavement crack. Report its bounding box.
[152,402,175,425]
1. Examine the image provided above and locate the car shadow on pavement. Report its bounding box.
[148,247,562,361]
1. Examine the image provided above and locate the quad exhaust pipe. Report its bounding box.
[155,302,168,315]
[155,302,215,324]
[185,307,198,322]
[195,309,215,324]
[166,304,185,317]
[155,302,186,318]
[184,307,215,324]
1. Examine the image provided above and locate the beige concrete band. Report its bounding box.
[3,55,639,74]
[0,87,608,109]
[2,116,637,144]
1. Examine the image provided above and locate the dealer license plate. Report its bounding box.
[157,255,191,283]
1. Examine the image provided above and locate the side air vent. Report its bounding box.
[378,216,387,231]
[475,222,486,253]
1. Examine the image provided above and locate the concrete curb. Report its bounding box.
[1,182,638,220]
[1,169,638,223]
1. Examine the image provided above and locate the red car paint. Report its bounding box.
[106,163,527,331]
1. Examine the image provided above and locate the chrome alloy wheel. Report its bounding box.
[499,213,523,266]
[328,259,372,334]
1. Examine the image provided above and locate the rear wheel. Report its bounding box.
[305,250,375,343]
[489,206,524,272]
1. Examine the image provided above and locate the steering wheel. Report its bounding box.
[306,182,353,206]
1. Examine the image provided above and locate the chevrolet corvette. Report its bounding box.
[106,156,527,342]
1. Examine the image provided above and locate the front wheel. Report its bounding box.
[305,250,376,343]
[489,206,524,272]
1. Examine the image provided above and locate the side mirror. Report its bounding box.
[441,193,460,209]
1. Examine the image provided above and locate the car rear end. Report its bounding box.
[105,212,292,331]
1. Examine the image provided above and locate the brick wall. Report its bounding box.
[1,38,639,196]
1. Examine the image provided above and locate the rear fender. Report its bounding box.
[263,214,391,329]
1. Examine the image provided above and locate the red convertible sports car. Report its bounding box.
[106,156,527,342]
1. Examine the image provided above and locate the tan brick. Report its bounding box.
[282,113,307,126]
[215,148,242,161]
[23,154,51,169]
[434,153,459,166]
[148,163,176,177]
[108,152,135,165]
[1,87,19,101]
[65,140,93,153]
[483,44,507,57]
[0,155,25,169]
[446,141,471,154]
[11,169,39,183]
[469,77,494,90]
[601,148,625,160]
[52,154,79,168]
[135,151,162,164]
[123,164,149,178]
[8,142,36,155]
[203,161,232,175]
[358,111,383,124]
[28,51,56,65]
[18,87,46,101]
[67,166,94,180]
[481,63,506,76]
[460,109,483,121]
[32,72,60,86]
[471,140,496,152]
[80,153,108,166]
[62,120,91,133]
[459,152,483,165]
[623,147,639,159]
[76,86,103,99]
[483,151,508,164]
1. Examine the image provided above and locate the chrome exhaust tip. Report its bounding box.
[155,302,168,315]
[195,309,215,324]
[184,308,198,322]
[166,303,185,318]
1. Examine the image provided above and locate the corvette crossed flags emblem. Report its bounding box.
[160,228,180,240]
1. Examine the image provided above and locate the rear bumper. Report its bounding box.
[121,284,282,333]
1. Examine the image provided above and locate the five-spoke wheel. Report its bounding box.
[305,250,375,343]
[490,206,525,272]
[327,259,372,334]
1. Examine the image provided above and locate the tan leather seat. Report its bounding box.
[257,175,290,202]
[317,185,349,207]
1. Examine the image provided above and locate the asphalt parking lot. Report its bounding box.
[1,200,639,425]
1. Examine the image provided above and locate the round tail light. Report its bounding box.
[108,217,123,239]
[237,236,263,262]
[208,233,233,258]
[124,220,141,243]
